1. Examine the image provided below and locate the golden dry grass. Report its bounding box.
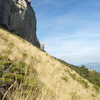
[0,28,100,100]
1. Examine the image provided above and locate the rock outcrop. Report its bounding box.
[0,0,40,48]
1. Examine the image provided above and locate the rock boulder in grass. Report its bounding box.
[0,0,40,48]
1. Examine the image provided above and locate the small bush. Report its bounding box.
[77,78,89,88]
[10,65,24,74]
[4,73,15,79]
[93,85,100,93]
[62,77,68,82]
[2,78,14,84]
[0,71,3,77]
[19,61,26,68]
[69,73,77,80]
[22,53,28,58]
[91,94,95,97]
[0,55,39,99]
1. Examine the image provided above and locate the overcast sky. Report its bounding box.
[32,0,100,65]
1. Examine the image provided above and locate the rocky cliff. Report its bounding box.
[0,0,40,48]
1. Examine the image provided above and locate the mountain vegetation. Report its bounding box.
[57,59,100,89]
[0,27,100,100]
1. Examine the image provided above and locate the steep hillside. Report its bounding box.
[57,59,100,88]
[0,28,100,100]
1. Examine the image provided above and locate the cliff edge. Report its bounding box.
[0,0,40,48]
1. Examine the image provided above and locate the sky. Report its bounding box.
[31,0,100,66]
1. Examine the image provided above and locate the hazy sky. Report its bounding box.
[32,0,100,65]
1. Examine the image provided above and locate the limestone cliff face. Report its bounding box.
[0,0,40,48]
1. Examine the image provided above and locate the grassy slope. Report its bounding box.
[0,28,100,100]
[57,59,100,87]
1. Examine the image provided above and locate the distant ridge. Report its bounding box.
[85,63,100,72]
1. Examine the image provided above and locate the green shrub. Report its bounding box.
[4,73,15,79]
[69,73,77,80]
[62,77,68,82]
[0,71,3,77]
[0,55,39,89]
[2,77,14,84]
[19,61,26,68]
[10,66,24,74]
[22,53,28,58]
[77,78,89,88]
[93,85,100,93]
[91,94,95,97]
